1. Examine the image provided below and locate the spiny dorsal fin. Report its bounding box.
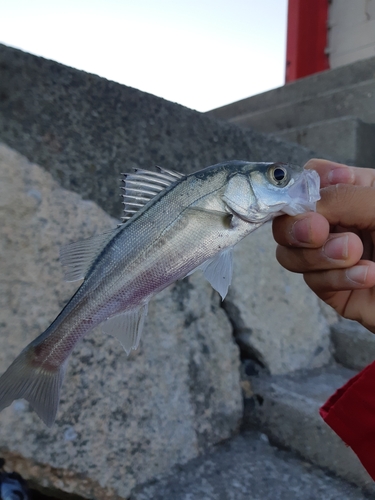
[60,228,118,282]
[120,166,185,223]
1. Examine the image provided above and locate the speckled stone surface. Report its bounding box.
[224,224,332,374]
[331,318,375,370]
[246,364,375,492]
[0,44,318,219]
[130,430,369,500]
[0,144,242,499]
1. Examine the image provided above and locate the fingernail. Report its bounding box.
[327,168,355,185]
[346,265,368,284]
[323,235,348,260]
[291,218,311,244]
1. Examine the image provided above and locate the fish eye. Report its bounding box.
[268,165,289,187]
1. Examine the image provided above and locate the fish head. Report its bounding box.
[223,162,321,223]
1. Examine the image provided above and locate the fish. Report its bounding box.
[0,160,320,426]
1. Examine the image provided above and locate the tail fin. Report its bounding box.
[0,348,67,426]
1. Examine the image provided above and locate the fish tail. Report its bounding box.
[0,346,67,427]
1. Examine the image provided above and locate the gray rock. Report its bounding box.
[0,144,242,499]
[130,430,368,500]
[332,318,375,370]
[317,300,340,327]
[224,224,332,374]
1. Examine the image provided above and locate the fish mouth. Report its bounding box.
[282,169,321,216]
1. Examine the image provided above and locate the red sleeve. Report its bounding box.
[320,360,375,480]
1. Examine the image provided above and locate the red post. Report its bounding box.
[286,0,330,83]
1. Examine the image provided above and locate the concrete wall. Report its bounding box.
[207,53,375,168]
[329,0,375,68]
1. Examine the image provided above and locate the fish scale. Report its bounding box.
[0,160,320,426]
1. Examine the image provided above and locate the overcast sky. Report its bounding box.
[1,0,288,112]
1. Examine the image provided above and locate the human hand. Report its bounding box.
[272,159,375,333]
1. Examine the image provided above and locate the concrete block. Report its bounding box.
[245,364,375,492]
[0,144,242,499]
[331,45,375,69]
[276,116,375,168]
[207,54,375,123]
[331,319,375,370]
[216,80,375,135]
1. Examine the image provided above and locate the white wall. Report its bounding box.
[328,0,375,68]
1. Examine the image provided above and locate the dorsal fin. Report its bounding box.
[120,166,185,223]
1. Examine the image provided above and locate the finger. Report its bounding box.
[275,232,363,273]
[318,184,375,231]
[304,159,355,187]
[303,260,375,310]
[272,212,329,248]
[304,159,375,188]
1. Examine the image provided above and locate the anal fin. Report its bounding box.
[101,304,148,355]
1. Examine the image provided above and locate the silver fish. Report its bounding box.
[0,161,320,426]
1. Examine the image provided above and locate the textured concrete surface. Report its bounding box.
[208,55,375,126]
[207,57,375,174]
[276,116,375,168]
[224,224,331,374]
[0,44,317,220]
[130,430,370,500]
[211,80,375,135]
[0,144,242,499]
[207,55,375,168]
[331,319,375,370]
[245,363,375,492]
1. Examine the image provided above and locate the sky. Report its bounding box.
[0,0,288,112]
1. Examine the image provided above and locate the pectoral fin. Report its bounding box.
[101,304,148,355]
[186,249,233,300]
[202,249,233,300]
